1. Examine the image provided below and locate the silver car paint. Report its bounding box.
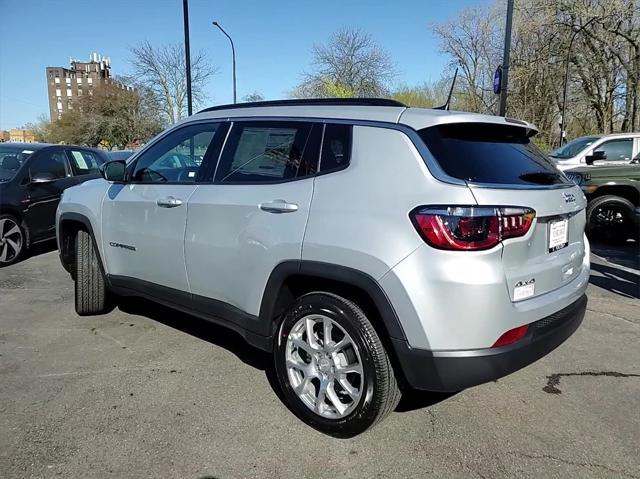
[56,104,590,354]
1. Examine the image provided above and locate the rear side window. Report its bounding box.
[320,124,352,173]
[216,121,317,183]
[419,123,569,186]
[68,150,102,175]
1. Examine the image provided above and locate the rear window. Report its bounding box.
[419,123,569,186]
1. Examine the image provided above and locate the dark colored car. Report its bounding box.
[0,143,106,266]
[107,150,135,162]
[564,159,640,243]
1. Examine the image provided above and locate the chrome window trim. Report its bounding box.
[145,115,576,190]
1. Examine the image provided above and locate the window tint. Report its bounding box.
[29,150,68,180]
[320,124,352,172]
[131,123,219,183]
[68,150,102,175]
[595,138,633,162]
[216,121,316,183]
[419,123,569,186]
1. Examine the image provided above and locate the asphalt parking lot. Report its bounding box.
[1,241,638,478]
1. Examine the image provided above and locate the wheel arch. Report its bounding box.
[259,261,410,384]
[57,212,105,278]
[590,185,640,206]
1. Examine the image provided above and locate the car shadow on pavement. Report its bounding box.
[589,262,640,299]
[117,297,454,415]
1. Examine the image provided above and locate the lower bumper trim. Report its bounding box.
[394,295,587,392]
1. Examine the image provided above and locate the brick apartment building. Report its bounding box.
[46,53,118,121]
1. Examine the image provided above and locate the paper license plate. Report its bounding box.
[548,219,568,252]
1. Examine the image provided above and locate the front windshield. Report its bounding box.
[550,136,601,159]
[0,146,35,182]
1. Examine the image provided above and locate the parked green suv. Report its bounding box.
[564,161,640,243]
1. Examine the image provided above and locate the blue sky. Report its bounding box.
[0,0,486,130]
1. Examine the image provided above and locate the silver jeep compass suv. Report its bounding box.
[56,98,589,437]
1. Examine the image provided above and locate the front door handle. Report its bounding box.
[259,200,299,214]
[157,196,183,208]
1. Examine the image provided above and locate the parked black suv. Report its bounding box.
[0,143,106,266]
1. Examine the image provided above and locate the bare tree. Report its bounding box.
[292,28,396,98]
[242,91,265,102]
[130,41,217,124]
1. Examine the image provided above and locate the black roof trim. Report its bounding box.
[198,98,406,113]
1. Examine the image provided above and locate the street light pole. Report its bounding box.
[183,0,193,116]
[498,0,514,116]
[560,16,598,146]
[213,21,236,104]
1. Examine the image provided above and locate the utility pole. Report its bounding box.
[183,0,193,116]
[498,0,514,116]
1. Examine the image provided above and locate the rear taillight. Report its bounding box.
[492,324,529,348]
[411,206,535,251]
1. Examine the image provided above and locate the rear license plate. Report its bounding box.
[548,218,568,252]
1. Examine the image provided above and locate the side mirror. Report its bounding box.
[585,150,606,165]
[30,172,57,184]
[101,160,126,182]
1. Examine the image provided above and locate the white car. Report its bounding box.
[56,98,589,437]
[550,133,640,170]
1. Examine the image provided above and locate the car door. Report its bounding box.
[592,137,634,165]
[24,147,77,241]
[101,121,223,293]
[185,120,321,324]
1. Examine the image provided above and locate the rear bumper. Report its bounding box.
[394,294,587,392]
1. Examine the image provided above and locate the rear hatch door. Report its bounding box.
[419,122,587,301]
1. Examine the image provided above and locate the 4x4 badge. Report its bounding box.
[563,193,576,204]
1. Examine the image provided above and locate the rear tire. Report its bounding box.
[274,292,401,437]
[586,195,635,244]
[75,229,108,315]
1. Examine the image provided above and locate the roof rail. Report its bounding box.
[198,98,406,113]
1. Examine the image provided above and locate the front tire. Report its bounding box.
[274,292,401,437]
[586,195,635,244]
[0,214,26,267]
[75,229,108,315]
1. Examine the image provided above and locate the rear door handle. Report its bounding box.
[259,200,299,214]
[156,196,183,208]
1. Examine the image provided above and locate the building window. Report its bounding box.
[78,89,83,96]
[87,78,93,85]
[55,77,60,84]
[55,89,61,97]
[57,102,63,110]
[66,89,72,97]
[77,78,82,84]
[66,78,71,85]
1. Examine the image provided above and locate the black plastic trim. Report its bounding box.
[57,212,106,278]
[198,98,406,113]
[258,260,408,341]
[108,275,271,351]
[394,294,587,392]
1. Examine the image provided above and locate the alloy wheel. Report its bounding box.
[285,314,364,419]
[593,205,628,229]
[0,218,23,264]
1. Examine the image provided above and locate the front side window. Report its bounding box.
[29,150,68,180]
[68,150,103,175]
[594,138,634,162]
[131,123,219,183]
[215,121,317,183]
